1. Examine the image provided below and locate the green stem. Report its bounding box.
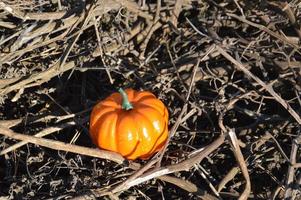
[118,88,133,110]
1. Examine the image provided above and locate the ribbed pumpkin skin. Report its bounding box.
[89,89,169,160]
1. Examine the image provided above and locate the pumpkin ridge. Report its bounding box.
[100,100,120,108]
[141,115,168,157]
[90,106,116,128]
[90,118,102,145]
[91,111,116,149]
[145,108,169,157]
[134,109,161,156]
[124,112,141,159]
[148,120,168,155]
[136,96,165,109]
[124,139,140,160]
[114,111,124,154]
[134,109,157,134]
[133,92,155,102]
[90,110,115,135]
[106,112,118,152]
[136,95,158,103]
[136,102,164,117]
[115,112,139,157]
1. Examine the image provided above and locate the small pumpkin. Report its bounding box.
[89,88,169,160]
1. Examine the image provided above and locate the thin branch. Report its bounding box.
[106,134,225,194]
[216,45,301,125]
[0,125,125,164]
[228,129,251,200]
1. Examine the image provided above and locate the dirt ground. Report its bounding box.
[0,0,301,199]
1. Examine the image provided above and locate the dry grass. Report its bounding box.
[0,0,301,199]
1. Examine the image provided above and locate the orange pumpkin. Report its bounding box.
[89,88,169,160]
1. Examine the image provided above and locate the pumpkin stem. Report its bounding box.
[118,88,133,110]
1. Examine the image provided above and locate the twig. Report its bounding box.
[0,116,88,155]
[0,118,22,128]
[227,13,300,50]
[0,1,66,20]
[93,15,114,84]
[284,138,298,198]
[158,175,218,200]
[170,0,183,27]
[0,61,75,97]
[217,167,240,192]
[228,129,251,200]
[216,45,301,125]
[267,132,290,163]
[94,134,225,195]
[233,0,245,18]
[58,3,96,73]
[216,91,254,197]
[138,0,162,56]
[113,0,153,20]
[0,125,125,164]
[109,158,158,194]
[158,44,216,163]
